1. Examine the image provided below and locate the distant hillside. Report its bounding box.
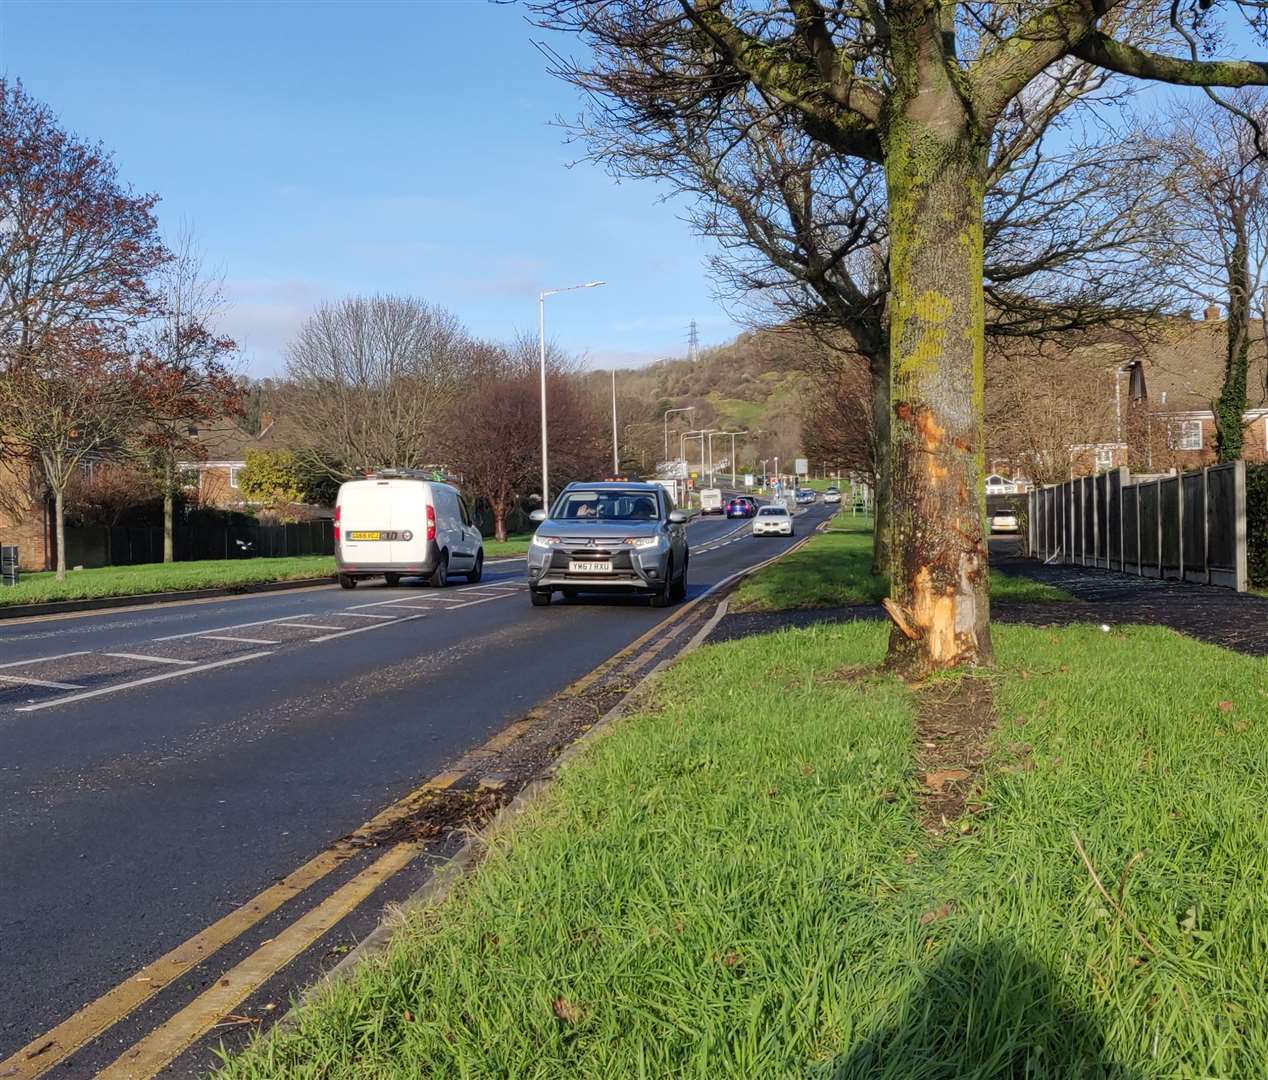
[589,326,826,472]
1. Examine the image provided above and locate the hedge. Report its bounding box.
[1248,464,1268,587]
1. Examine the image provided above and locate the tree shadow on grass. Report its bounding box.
[823,940,1142,1080]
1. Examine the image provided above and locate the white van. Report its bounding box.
[335,471,484,589]
[699,488,724,515]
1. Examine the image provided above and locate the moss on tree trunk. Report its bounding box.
[870,353,892,576]
[883,111,992,672]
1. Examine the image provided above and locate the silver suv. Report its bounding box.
[526,482,689,607]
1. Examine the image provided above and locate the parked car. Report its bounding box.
[335,471,484,589]
[526,482,689,607]
[824,487,842,504]
[753,504,794,537]
[699,488,725,515]
[990,511,1019,533]
[726,497,757,518]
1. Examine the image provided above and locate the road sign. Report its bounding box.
[744,473,754,488]
[794,458,808,476]
[657,458,689,480]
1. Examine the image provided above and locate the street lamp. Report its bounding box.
[610,369,619,476]
[705,430,728,487]
[538,280,605,507]
[663,406,694,461]
[720,431,747,487]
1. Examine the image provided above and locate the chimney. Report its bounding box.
[1204,304,1221,321]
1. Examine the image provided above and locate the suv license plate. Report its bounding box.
[569,560,612,574]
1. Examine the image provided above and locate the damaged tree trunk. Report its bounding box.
[882,99,993,672]
[1216,208,1250,463]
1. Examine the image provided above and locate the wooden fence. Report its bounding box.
[1027,462,1247,592]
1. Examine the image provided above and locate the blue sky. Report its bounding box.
[0,0,741,375]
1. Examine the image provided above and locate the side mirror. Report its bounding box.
[529,509,547,523]
[668,510,687,524]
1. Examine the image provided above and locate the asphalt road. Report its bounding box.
[0,503,833,1074]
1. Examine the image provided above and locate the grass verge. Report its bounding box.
[0,556,335,606]
[731,513,1072,611]
[484,534,532,558]
[215,620,1268,1077]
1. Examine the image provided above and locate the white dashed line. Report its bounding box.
[308,613,424,643]
[200,635,281,645]
[14,652,272,712]
[0,673,84,690]
[104,652,197,666]
[0,650,89,669]
[271,622,346,631]
[337,612,399,620]
[155,617,291,642]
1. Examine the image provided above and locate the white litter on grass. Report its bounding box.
[1100,624,1111,632]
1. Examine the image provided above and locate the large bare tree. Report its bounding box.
[1145,92,1268,461]
[536,2,1268,672]
[548,15,1168,583]
[135,229,241,561]
[285,295,473,476]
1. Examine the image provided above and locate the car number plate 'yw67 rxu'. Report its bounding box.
[569,559,612,574]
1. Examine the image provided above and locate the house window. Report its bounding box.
[229,466,242,489]
[1095,447,1114,472]
[1171,420,1203,451]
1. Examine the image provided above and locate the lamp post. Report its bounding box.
[705,430,728,487]
[663,406,694,461]
[538,280,605,507]
[610,369,619,476]
[720,431,747,487]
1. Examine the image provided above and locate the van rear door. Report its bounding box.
[339,480,399,565]
[391,482,431,568]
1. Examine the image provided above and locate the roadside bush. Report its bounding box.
[1247,464,1268,587]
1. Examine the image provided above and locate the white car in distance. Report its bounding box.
[753,504,794,537]
[824,487,842,504]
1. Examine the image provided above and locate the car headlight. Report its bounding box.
[625,536,663,549]
[530,534,561,550]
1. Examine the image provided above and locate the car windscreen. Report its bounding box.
[553,490,660,521]
[757,507,787,516]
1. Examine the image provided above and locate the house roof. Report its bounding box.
[1139,319,1268,413]
[193,416,289,461]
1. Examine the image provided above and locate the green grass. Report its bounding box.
[730,513,1073,611]
[0,556,336,606]
[483,533,532,558]
[215,621,1268,1078]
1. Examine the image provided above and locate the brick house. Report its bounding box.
[987,307,1268,483]
[1134,311,1268,471]
[180,415,286,510]
[0,456,52,571]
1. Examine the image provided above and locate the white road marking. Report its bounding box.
[0,673,84,690]
[308,613,423,643]
[0,650,89,669]
[344,594,433,611]
[104,652,197,666]
[272,622,346,631]
[445,593,522,610]
[155,616,292,642]
[14,652,272,713]
[337,612,398,620]
[200,634,281,645]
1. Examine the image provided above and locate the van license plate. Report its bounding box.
[348,531,383,541]
[569,560,612,574]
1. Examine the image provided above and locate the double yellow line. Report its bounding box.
[2,769,466,1080]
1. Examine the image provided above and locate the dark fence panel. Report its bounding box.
[1181,471,1206,579]
[1027,463,1245,591]
[1139,482,1160,577]
[63,520,334,569]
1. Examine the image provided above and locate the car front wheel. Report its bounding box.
[530,589,551,607]
[467,552,483,583]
